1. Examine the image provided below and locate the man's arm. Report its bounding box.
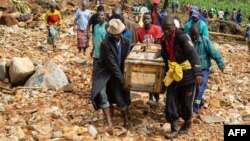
[86,12,94,36]
[206,38,225,70]
[181,34,203,80]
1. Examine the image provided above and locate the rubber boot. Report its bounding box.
[179,119,192,134]
[165,121,179,139]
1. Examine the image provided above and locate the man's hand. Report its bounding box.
[195,76,203,86]
[122,81,131,92]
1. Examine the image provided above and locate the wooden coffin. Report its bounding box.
[124,43,166,93]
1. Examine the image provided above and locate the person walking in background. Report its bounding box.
[151,0,161,26]
[87,5,109,56]
[246,25,250,52]
[137,12,162,107]
[224,9,230,21]
[231,8,237,22]
[184,10,209,38]
[45,2,62,50]
[236,9,243,25]
[74,0,91,55]
[218,9,224,20]
[93,10,107,64]
[189,24,225,114]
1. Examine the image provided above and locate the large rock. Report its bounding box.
[9,57,34,86]
[0,58,9,81]
[0,0,15,11]
[25,62,69,90]
[0,14,18,26]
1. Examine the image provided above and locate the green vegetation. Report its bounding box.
[178,0,250,18]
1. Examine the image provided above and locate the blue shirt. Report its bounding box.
[115,41,122,68]
[75,9,91,30]
[93,22,107,58]
[122,29,132,42]
[246,27,250,39]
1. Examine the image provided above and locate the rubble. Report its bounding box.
[0,1,249,141]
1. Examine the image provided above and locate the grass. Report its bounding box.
[177,0,250,20]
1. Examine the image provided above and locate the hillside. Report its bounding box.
[178,0,250,19]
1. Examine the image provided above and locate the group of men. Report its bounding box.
[45,0,225,139]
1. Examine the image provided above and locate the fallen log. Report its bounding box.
[209,32,245,41]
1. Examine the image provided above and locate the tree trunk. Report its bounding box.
[163,0,168,10]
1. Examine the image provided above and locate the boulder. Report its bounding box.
[16,14,31,22]
[0,58,9,81]
[0,14,18,26]
[0,0,15,11]
[25,62,69,90]
[9,57,34,86]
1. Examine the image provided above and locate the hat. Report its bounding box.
[153,0,160,4]
[49,2,56,8]
[160,10,168,16]
[192,10,200,18]
[107,19,125,34]
[191,6,199,12]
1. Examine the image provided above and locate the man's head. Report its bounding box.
[190,23,199,42]
[107,19,125,42]
[98,11,105,23]
[192,10,200,23]
[162,16,176,37]
[112,7,122,16]
[97,5,104,12]
[49,2,56,12]
[81,0,87,9]
[142,12,152,29]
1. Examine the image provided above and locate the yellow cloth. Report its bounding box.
[45,9,62,26]
[163,60,192,87]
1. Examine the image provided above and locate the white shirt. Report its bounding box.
[218,11,224,19]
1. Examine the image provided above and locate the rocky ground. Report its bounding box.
[0,1,250,141]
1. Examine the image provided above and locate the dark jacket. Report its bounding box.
[91,35,130,110]
[161,28,203,86]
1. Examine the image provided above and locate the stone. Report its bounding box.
[16,126,25,140]
[16,14,31,22]
[209,99,221,108]
[9,57,34,86]
[0,58,8,81]
[200,115,225,123]
[87,125,98,138]
[0,103,5,112]
[57,44,70,50]
[25,62,69,90]
[61,84,74,92]
[43,106,62,118]
[51,131,63,138]
[63,126,78,140]
[18,22,27,28]
[0,14,18,26]
[162,123,171,132]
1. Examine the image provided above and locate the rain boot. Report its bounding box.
[179,119,192,134]
[165,121,179,139]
